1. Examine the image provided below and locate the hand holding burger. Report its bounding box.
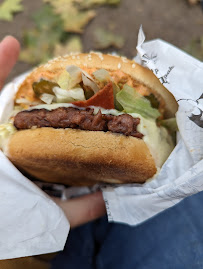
[0,37,106,227]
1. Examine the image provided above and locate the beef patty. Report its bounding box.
[14,107,143,138]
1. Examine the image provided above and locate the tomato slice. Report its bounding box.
[73,82,115,109]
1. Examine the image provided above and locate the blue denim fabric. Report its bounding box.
[51,191,203,269]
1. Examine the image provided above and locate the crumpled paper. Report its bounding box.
[0,76,70,260]
[102,27,203,225]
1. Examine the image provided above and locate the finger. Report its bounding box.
[54,192,106,228]
[0,36,20,90]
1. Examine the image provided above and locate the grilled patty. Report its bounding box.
[14,107,143,138]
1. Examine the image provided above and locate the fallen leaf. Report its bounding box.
[94,28,124,49]
[20,4,65,64]
[0,0,23,21]
[44,0,120,33]
[20,0,122,64]
[75,0,120,8]
[62,9,95,33]
[184,37,203,61]
[44,0,95,33]
[53,36,83,57]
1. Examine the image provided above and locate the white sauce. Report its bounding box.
[130,113,174,167]
[0,123,16,151]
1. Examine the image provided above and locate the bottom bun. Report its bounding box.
[6,128,157,186]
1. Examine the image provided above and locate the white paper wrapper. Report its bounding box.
[0,75,70,260]
[102,27,203,225]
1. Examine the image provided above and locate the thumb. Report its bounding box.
[0,36,20,90]
[53,191,106,228]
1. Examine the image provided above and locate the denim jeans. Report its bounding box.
[51,191,203,269]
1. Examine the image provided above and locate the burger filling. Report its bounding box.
[0,64,177,166]
[11,66,164,136]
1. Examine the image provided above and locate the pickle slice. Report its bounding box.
[32,80,59,97]
[144,93,160,109]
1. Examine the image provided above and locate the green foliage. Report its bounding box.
[20,5,65,64]
[20,0,122,64]
[44,0,120,33]
[184,37,203,61]
[44,0,95,33]
[0,0,23,21]
[94,28,124,49]
[53,36,83,57]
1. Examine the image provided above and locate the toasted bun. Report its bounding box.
[6,53,177,186]
[7,128,157,185]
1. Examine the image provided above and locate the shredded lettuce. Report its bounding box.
[116,84,160,119]
[93,69,111,82]
[66,65,82,89]
[113,83,123,111]
[40,93,55,105]
[57,70,71,90]
[53,86,86,103]
[82,73,99,94]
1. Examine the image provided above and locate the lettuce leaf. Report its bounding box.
[116,84,160,119]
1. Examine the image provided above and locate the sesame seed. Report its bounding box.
[121,57,128,63]
[110,54,119,58]
[70,52,78,56]
[132,63,136,68]
[118,63,121,69]
[71,55,76,59]
[77,55,80,59]
[92,51,104,61]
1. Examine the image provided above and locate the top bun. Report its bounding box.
[16,52,178,118]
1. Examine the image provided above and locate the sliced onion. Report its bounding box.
[66,65,82,88]
[15,98,40,106]
[53,86,86,103]
[82,70,95,81]
[82,73,99,94]
[40,93,55,105]
[93,69,111,82]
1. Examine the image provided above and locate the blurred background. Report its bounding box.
[0,0,202,81]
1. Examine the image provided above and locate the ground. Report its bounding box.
[0,0,202,81]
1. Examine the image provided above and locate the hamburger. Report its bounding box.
[0,53,178,186]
